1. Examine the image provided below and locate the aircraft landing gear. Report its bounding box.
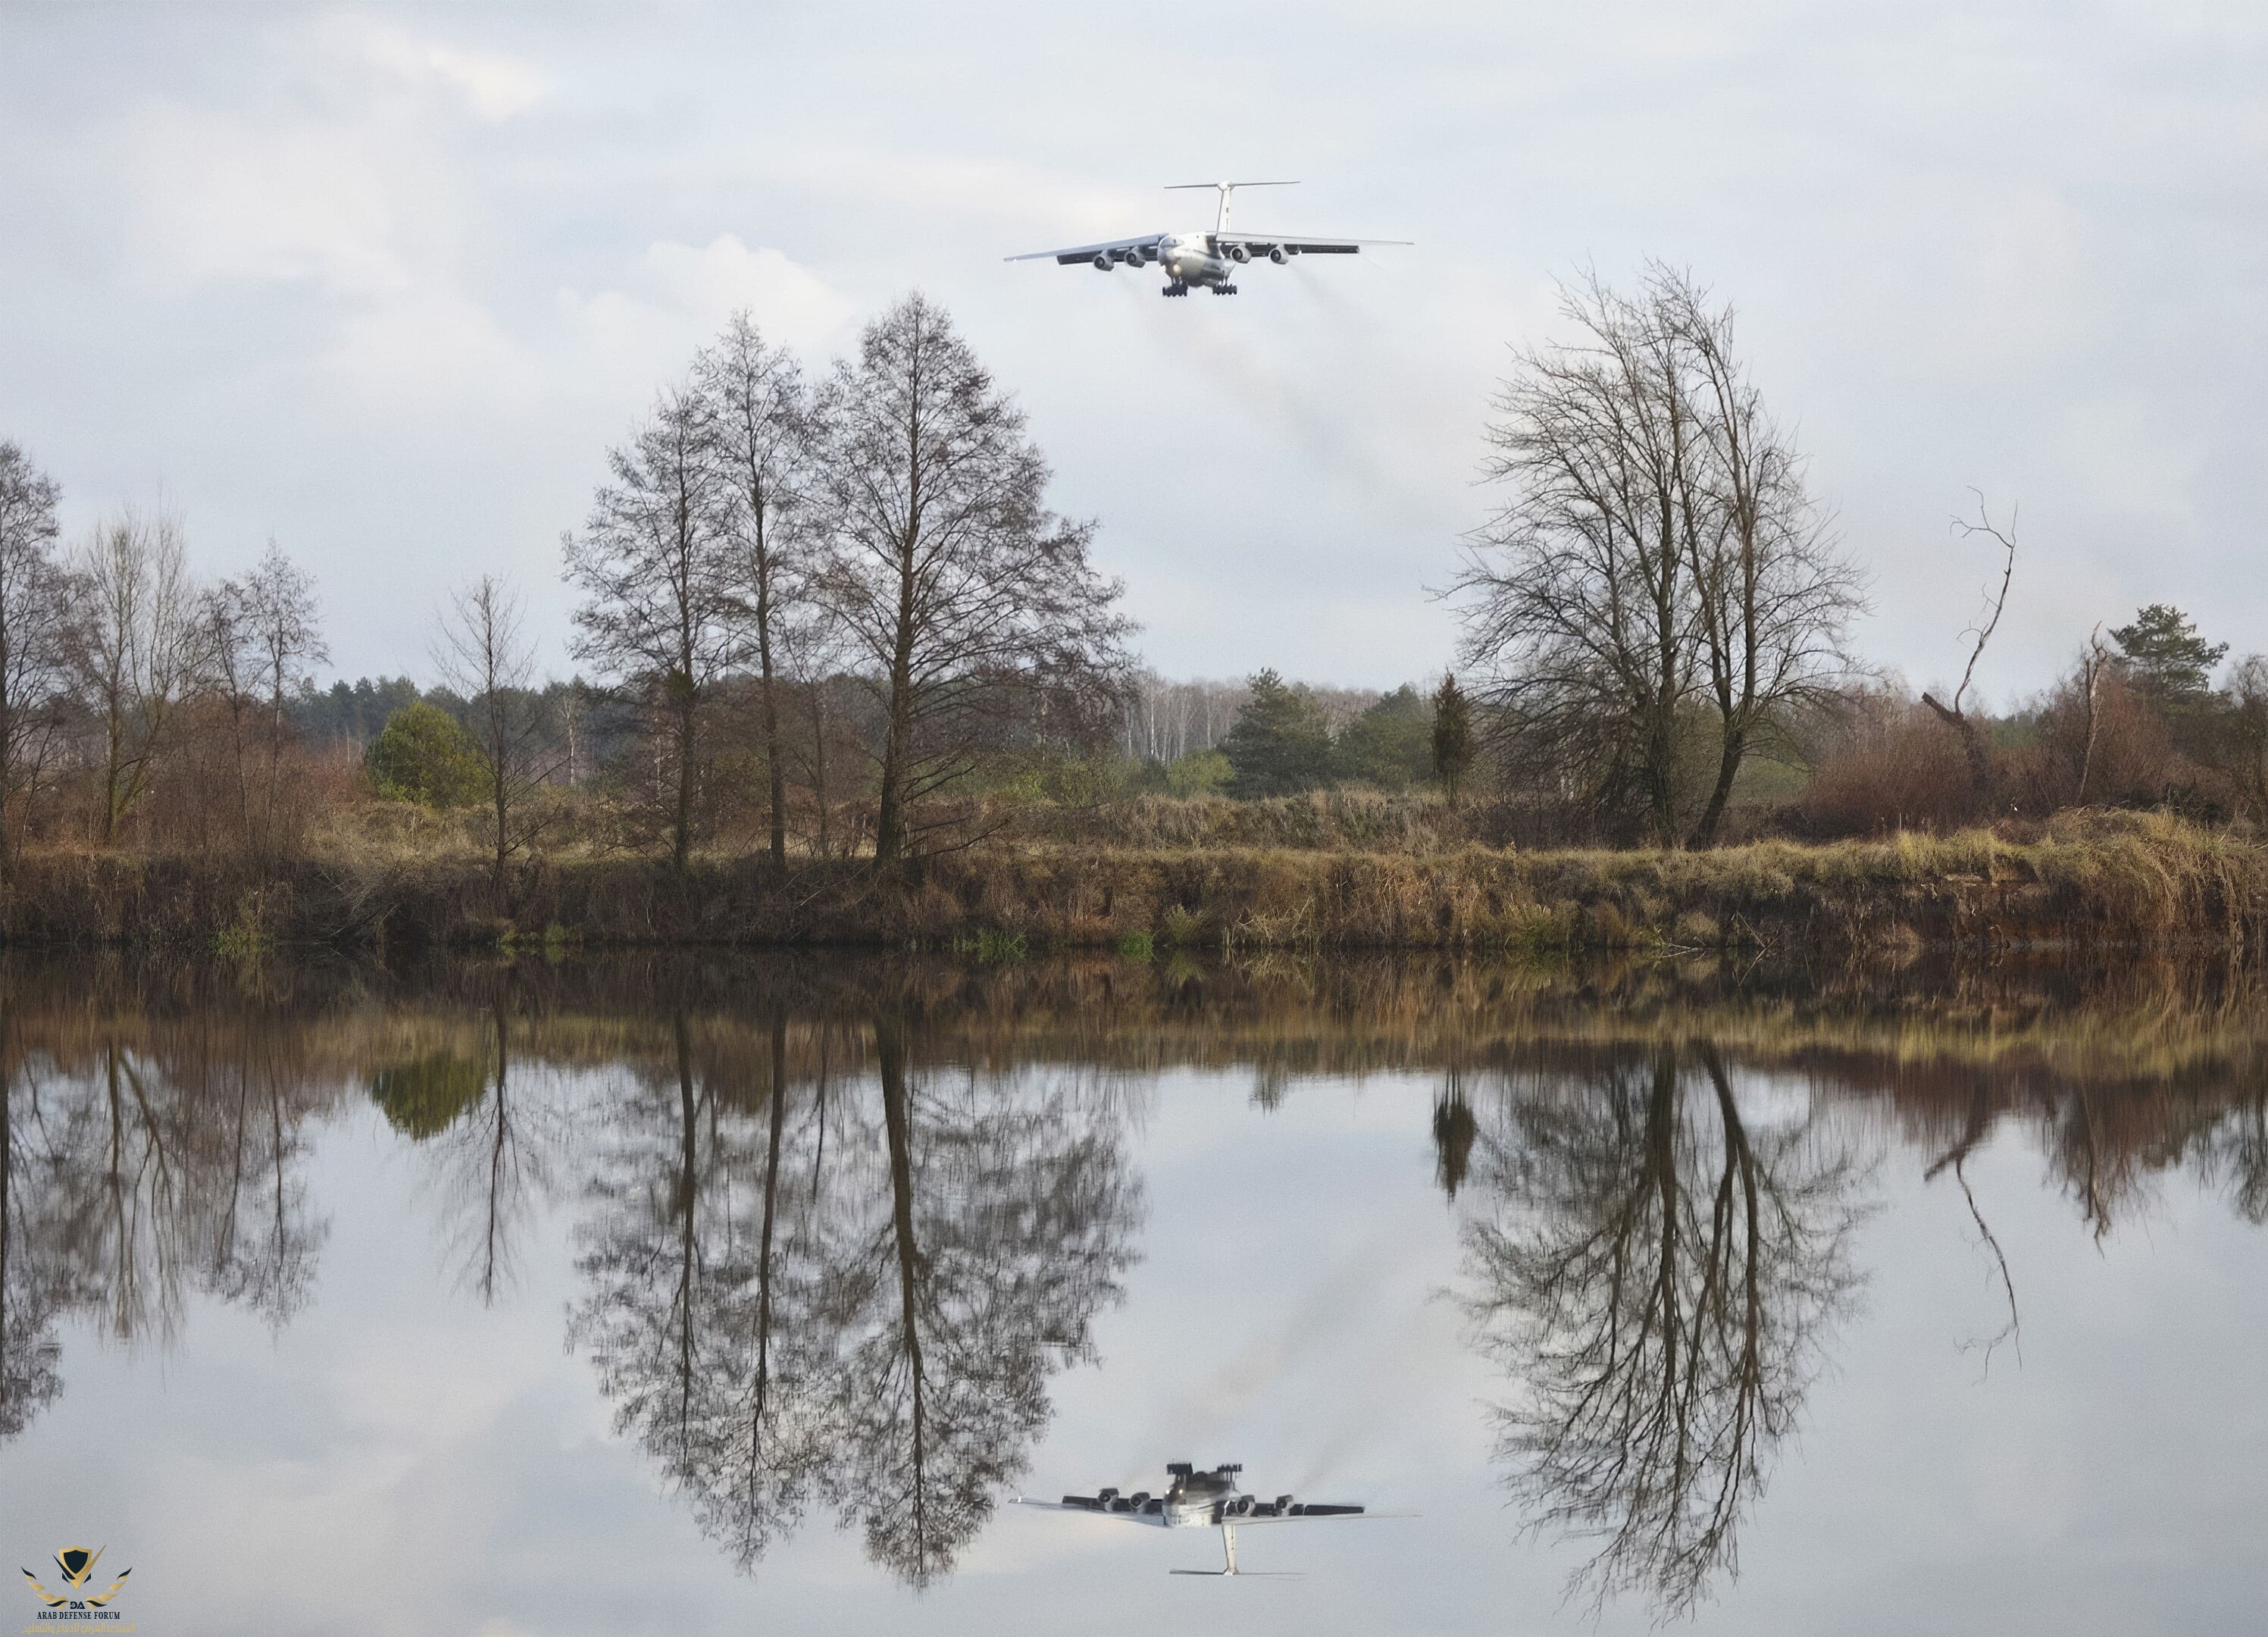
[1161,282,1190,297]
[1209,283,1239,296]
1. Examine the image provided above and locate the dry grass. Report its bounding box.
[4,809,2263,955]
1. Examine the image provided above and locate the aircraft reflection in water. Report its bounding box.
[1019,1463,1397,1576]
[570,1013,1140,1588]
[7,959,2268,1615]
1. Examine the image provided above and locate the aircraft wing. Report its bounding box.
[1213,233,1412,255]
[1006,233,1168,264]
[1013,1498,1169,1527]
[1228,1507,1415,1523]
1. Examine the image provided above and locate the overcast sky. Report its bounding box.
[3,2,2262,700]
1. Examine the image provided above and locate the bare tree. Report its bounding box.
[700,313,816,865]
[2075,624,2110,806]
[1457,270,1865,845]
[1920,493,2017,808]
[71,507,206,844]
[436,575,550,912]
[1454,274,1706,844]
[566,387,741,870]
[0,443,75,880]
[1659,273,1865,845]
[812,294,1134,863]
[208,541,327,859]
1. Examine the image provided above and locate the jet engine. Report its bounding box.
[1269,246,1289,264]
[1093,253,1112,271]
[1226,243,1250,263]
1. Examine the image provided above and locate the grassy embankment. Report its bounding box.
[4,801,2266,956]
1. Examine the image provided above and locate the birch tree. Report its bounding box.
[72,508,205,843]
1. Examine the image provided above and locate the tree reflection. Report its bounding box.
[0,1009,331,1442]
[2,1047,66,1441]
[1458,1044,1865,1617]
[386,997,566,1306]
[571,1008,1139,1586]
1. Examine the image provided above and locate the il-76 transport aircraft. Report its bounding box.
[1007,181,1409,296]
[1015,1461,1408,1576]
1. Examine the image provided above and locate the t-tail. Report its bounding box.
[1164,179,1299,233]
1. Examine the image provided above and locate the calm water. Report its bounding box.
[3,955,2264,1634]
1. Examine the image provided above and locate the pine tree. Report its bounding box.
[2110,604,2226,706]
[1222,669,1331,797]
[1431,673,1475,807]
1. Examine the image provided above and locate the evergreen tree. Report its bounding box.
[367,702,486,808]
[1431,673,1475,806]
[2110,604,2226,706]
[1331,685,1433,790]
[1222,669,1331,797]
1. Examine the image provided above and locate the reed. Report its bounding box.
[2,809,2263,954]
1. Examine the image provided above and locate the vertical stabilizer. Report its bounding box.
[1164,180,1300,238]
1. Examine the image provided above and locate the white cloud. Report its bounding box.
[127,105,418,297]
[424,45,546,121]
[557,236,857,387]
[358,22,546,121]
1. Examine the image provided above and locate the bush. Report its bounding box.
[367,702,486,808]
[1166,748,1232,797]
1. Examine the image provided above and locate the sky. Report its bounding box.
[2,1,2263,700]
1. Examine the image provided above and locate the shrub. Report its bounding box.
[367,702,485,808]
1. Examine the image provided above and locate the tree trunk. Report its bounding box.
[673,686,696,872]
[874,546,918,866]
[1690,725,1744,848]
[877,1017,930,1577]
[756,566,787,867]
[1922,692,1994,808]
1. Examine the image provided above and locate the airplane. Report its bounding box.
[1014,1461,1407,1576]
[1006,181,1410,297]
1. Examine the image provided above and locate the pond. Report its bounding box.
[2,953,2263,1634]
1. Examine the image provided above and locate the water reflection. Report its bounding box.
[1455,1045,1866,1615]
[2,1006,333,1445]
[568,1007,1140,1585]
[2,952,2266,1619]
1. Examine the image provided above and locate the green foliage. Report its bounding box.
[370,1051,489,1140]
[1331,685,1433,790]
[1431,674,1475,805]
[1165,747,1232,797]
[987,750,1133,806]
[1115,928,1155,962]
[953,928,1028,962]
[2112,605,2227,706]
[368,701,486,808]
[1222,669,1333,797]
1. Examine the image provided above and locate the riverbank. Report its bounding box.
[3,809,2263,956]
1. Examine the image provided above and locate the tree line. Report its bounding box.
[6,269,2266,875]
[0,295,1134,883]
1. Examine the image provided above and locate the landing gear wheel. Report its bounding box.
[1209,283,1239,296]
[1162,282,1189,298]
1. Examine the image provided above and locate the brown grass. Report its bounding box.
[3,808,2265,956]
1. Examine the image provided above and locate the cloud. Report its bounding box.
[558,236,858,386]
[423,46,546,121]
[358,22,547,121]
[127,104,421,298]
